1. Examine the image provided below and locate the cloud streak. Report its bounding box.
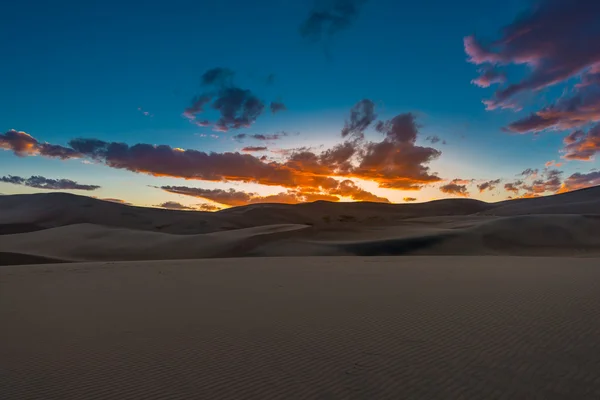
[0,175,100,191]
[465,0,600,111]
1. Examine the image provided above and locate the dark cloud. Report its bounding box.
[518,168,539,178]
[184,68,275,131]
[232,134,247,141]
[265,73,276,85]
[504,181,523,194]
[270,101,287,114]
[561,124,600,161]
[341,99,377,138]
[403,197,417,202]
[477,179,501,192]
[0,175,100,191]
[251,132,289,141]
[0,130,80,159]
[425,135,441,144]
[439,179,470,197]
[68,138,295,186]
[212,88,266,132]
[299,0,368,42]
[465,0,600,110]
[242,146,268,152]
[156,201,196,210]
[201,67,235,87]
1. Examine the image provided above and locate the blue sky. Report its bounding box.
[1,0,599,209]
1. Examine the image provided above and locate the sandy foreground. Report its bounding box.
[3,256,600,399]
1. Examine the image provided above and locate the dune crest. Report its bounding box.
[1,186,599,264]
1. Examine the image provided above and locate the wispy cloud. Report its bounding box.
[300,0,369,42]
[0,175,100,191]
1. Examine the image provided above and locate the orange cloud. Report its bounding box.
[562,125,600,161]
[2,107,442,206]
[439,179,470,197]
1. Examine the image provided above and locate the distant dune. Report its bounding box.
[1,186,599,264]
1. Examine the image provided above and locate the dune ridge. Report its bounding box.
[1,186,599,264]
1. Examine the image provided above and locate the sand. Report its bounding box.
[3,256,600,399]
[1,187,600,263]
[2,188,600,398]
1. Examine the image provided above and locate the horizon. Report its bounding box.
[2,0,599,211]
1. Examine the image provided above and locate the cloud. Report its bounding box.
[7,109,441,200]
[477,179,501,192]
[183,95,212,120]
[160,178,389,206]
[471,66,506,88]
[159,186,340,206]
[352,113,442,189]
[341,99,377,138]
[0,175,100,191]
[403,197,417,202]
[505,77,600,133]
[439,179,470,197]
[559,170,600,192]
[545,160,563,168]
[101,198,133,206]
[1,130,80,159]
[504,180,523,194]
[520,169,563,195]
[212,88,266,132]
[68,137,295,186]
[232,134,247,141]
[242,146,268,152]
[464,0,600,110]
[299,0,368,42]
[250,132,289,141]
[561,124,600,161]
[425,135,441,144]
[270,101,287,113]
[197,203,222,212]
[518,168,539,178]
[156,201,197,210]
[184,68,276,131]
[201,67,235,87]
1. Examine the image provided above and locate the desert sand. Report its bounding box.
[1,187,600,398]
[1,186,600,264]
[3,257,600,399]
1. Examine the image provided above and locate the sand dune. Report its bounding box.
[4,256,600,399]
[1,186,599,264]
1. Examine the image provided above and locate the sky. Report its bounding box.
[1,0,599,211]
